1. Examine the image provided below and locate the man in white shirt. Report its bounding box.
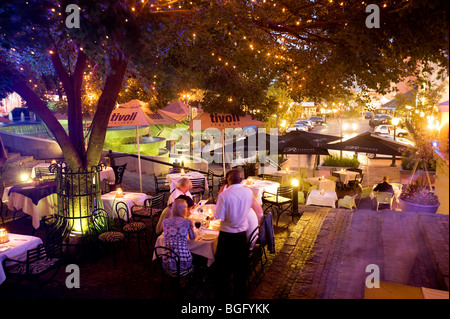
[214,169,253,299]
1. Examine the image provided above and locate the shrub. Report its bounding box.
[321,156,360,168]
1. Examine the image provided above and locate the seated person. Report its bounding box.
[218,170,232,196]
[155,194,195,235]
[161,198,196,272]
[373,176,394,193]
[246,208,259,248]
[251,196,264,224]
[168,177,193,205]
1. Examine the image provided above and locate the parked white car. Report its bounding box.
[286,123,308,132]
[374,124,409,137]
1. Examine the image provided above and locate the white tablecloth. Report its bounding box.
[305,177,336,192]
[166,172,209,193]
[3,186,58,229]
[333,170,359,185]
[306,190,338,208]
[101,191,148,220]
[243,179,279,204]
[99,167,115,181]
[370,183,403,202]
[0,233,43,284]
[153,229,219,267]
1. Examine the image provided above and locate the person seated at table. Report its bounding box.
[155,195,195,235]
[251,195,264,224]
[373,176,394,193]
[168,177,193,205]
[161,198,196,273]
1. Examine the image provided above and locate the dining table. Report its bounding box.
[304,177,336,192]
[153,204,220,267]
[2,181,58,229]
[242,178,279,204]
[166,171,209,193]
[332,170,359,185]
[0,233,43,285]
[101,191,148,220]
[306,189,338,208]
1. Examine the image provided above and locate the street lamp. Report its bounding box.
[390,117,400,167]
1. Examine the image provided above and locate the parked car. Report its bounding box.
[286,123,308,132]
[369,114,392,128]
[364,112,373,119]
[308,116,324,125]
[296,119,314,130]
[374,124,409,137]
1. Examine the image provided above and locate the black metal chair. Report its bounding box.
[154,246,194,297]
[206,169,215,198]
[331,172,345,190]
[131,193,165,239]
[347,169,364,191]
[190,178,206,199]
[90,208,128,269]
[169,167,182,174]
[2,240,64,293]
[105,163,127,193]
[153,175,171,204]
[247,226,262,282]
[262,186,294,226]
[115,201,149,257]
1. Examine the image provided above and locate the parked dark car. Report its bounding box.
[308,116,324,125]
[369,114,392,128]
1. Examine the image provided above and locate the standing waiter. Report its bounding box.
[214,169,253,298]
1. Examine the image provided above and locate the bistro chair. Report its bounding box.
[90,208,128,269]
[247,226,262,283]
[375,192,394,211]
[154,246,194,297]
[153,175,171,204]
[2,240,64,293]
[262,186,294,226]
[105,163,127,193]
[190,178,206,199]
[131,193,165,239]
[338,194,358,210]
[169,167,182,174]
[206,169,215,198]
[115,201,149,257]
[330,172,345,190]
[356,183,373,206]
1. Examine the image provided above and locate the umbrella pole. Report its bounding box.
[136,126,142,193]
[222,129,226,176]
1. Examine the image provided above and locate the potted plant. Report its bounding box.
[398,178,440,213]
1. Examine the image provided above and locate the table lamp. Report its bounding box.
[0,228,9,244]
[51,159,57,164]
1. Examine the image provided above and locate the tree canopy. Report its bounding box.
[0,0,448,169]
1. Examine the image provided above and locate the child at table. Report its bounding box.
[161,198,196,273]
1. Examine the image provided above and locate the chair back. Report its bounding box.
[146,193,165,210]
[154,246,181,278]
[91,208,113,233]
[35,166,56,181]
[190,178,206,195]
[112,163,127,185]
[277,186,293,199]
[376,192,394,204]
[114,201,129,227]
[169,167,182,174]
[247,226,259,252]
[27,242,61,265]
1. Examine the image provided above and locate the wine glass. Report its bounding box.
[194,221,201,229]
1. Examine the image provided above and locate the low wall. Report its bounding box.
[0,130,63,159]
[111,151,209,177]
